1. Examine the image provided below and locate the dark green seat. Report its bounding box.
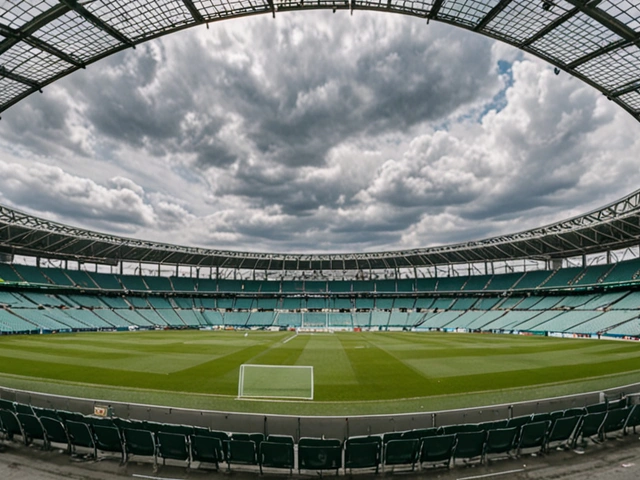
[507,415,532,429]
[14,403,34,416]
[227,439,257,470]
[158,424,194,436]
[578,411,607,444]
[298,438,342,474]
[40,417,70,451]
[442,423,480,435]
[563,407,586,418]
[382,431,405,444]
[84,416,115,428]
[33,407,61,421]
[0,399,15,412]
[123,428,157,467]
[624,404,640,434]
[478,419,508,432]
[517,421,550,455]
[231,432,264,446]
[17,413,47,448]
[531,412,552,423]
[93,425,125,464]
[157,432,190,467]
[545,415,580,452]
[420,433,456,469]
[602,408,631,439]
[191,434,224,470]
[383,438,419,471]
[607,399,627,410]
[66,420,96,457]
[194,429,230,458]
[0,409,23,442]
[586,402,608,414]
[483,427,518,463]
[453,431,486,465]
[259,440,295,474]
[57,410,85,424]
[344,436,381,474]
[266,434,294,444]
[401,427,438,440]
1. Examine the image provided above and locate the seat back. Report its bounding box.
[123,428,156,457]
[227,439,257,466]
[94,425,124,454]
[579,411,607,439]
[383,438,419,467]
[299,438,342,471]
[66,420,95,450]
[518,420,550,450]
[547,415,580,444]
[17,413,46,445]
[344,437,381,470]
[454,431,486,459]
[485,427,518,455]
[420,434,456,466]
[40,417,70,447]
[157,432,189,462]
[191,434,223,466]
[259,440,295,470]
[603,407,631,435]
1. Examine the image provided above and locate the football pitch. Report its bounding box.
[1,330,640,415]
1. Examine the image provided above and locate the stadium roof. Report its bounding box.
[0,1,639,120]
[1,188,640,270]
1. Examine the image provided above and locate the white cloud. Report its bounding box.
[0,12,638,253]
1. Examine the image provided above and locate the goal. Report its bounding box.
[238,364,314,400]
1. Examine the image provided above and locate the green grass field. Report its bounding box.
[1,330,640,415]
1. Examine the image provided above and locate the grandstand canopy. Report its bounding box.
[0,1,639,120]
[1,188,639,271]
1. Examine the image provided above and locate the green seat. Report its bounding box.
[441,423,480,435]
[157,432,190,467]
[259,440,295,474]
[17,413,47,448]
[191,434,224,470]
[66,420,96,457]
[33,407,61,421]
[123,428,157,467]
[15,403,34,416]
[607,399,627,410]
[158,424,194,436]
[40,417,70,452]
[478,419,508,432]
[586,402,608,414]
[93,425,125,464]
[420,433,456,469]
[563,407,586,418]
[531,413,552,423]
[624,404,640,434]
[401,427,438,440]
[344,436,381,473]
[194,429,230,458]
[57,410,85,424]
[483,427,518,463]
[0,399,15,412]
[298,438,342,474]
[0,409,23,442]
[602,407,630,439]
[545,415,580,452]
[383,438,419,471]
[266,434,294,444]
[507,415,532,429]
[227,439,257,470]
[231,432,264,445]
[578,412,606,444]
[517,421,550,455]
[453,431,486,465]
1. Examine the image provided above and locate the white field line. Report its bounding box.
[282,333,298,344]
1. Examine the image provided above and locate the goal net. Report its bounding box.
[238,364,314,400]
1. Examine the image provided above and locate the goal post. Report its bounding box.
[238,364,314,400]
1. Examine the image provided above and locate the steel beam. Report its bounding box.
[474,0,513,32]
[58,0,134,48]
[181,0,205,23]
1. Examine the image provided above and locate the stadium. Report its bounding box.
[1,0,640,477]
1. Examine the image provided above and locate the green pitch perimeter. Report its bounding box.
[1,330,640,416]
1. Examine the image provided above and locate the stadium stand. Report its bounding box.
[2,397,637,475]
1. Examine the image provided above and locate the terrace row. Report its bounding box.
[2,258,640,293]
[1,288,640,338]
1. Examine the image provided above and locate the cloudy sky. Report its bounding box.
[1,11,639,254]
